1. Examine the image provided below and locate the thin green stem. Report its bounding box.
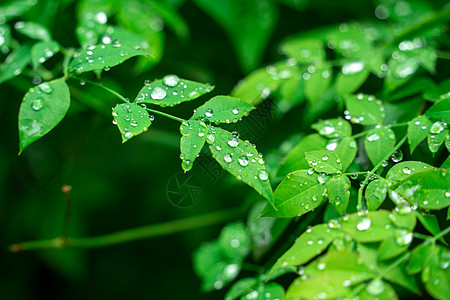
[8,205,248,252]
[69,76,129,103]
[431,225,450,242]
[146,108,185,123]
[413,232,429,240]
[351,122,409,139]
[357,134,408,211]
[436,50,450,60]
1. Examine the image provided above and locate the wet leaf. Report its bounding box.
[218,221,251,260]
[340,210,395,242]
[305,150,342,174]
[112,103,151,143]
[0,45,31,84]
[378,231,411,260]
[191,96,254,123]
[408,243,433,274]
[261,170,327,218]
[344,93,385,125]
[335,65,369,96]
[386,161,433,182]
[366,178,388,210]
[14,21,51,41]
[208,126,273,203]
[267,224,341,279]
[18,79,70,153]
[331,137,358,171]
[427,122,448,154]
[135,75,213,107]
[241,282,284,300]
[31,40,60,69]
[423,246,450,300]
[327,174,350,215]
[280,38,325,64]
[68,44,149,73]
[304,63,332,105]
[426,98,450,124]
[364,127,396,166]
[225,278,257,300]
[415,212,441,237]
[408,115,433,153]
[355,280,398,300]
[179,120,207,172]
[311,118,351,138]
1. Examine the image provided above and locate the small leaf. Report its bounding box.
[390,208,416,231]
[340,210,395,242]
[218,221,251,260]
[408,243,433,274]
[344,93,385,125]
[14,21,51,41]
[366,178,388,210]
[0,45,31,84]
[68,44,149,73]
[241,283,285,300]
[311,118,351,138]
[102,26,151,52]
[261,170,327,218]
[386,161,433,182]
[380,258,420,294]
[378,231,410,260]
[179,120,207,172]
[225,278,257,300]
[277,134,328,178]
[305,150,342,174]
[335,64,369,96]
[426,98,450,124]
[427,121,448,153]
[280,38,325,64]
[364,127,396,166]
[208,126,273,203]
[191,96,254,123]
[394,168,450,210]
[31,40,60,69]
[408,115,433,153]
[112,103,151,143]
[330,137,357,171]
[355,280,399,300]
[267,224,341,279]
[18,79,70,153]
[415,212,440,237]
[304,63,332,105]
[327,174,350,216]
[135,75,213,107]
[423,246,450,300]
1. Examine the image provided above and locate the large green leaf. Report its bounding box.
[268,223,341,279]
[408,115,433,153]
[261,170,328,218]
[68,44,149,73]
[305,150,342,174]
[0,45,31,84]
[31,41,60,69]
[311,118,352,138]
[364,127,396,166]
[426,98,450,124]
[112,103,151,143]
[207,126,273,203]
[327,174,350,216]
[18,79,71,153]
[423,246,450,300]
[191,96,254,123]
[135,75,213,107]
[344,94,385,125]
[179,120,207,172]
[340,210,395,242]
[386,161,433,182]
[14,21,51,41]
[277,134,328,178]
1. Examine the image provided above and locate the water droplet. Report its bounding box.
[103,65,110,71]
[318,173,328,184]
[430,121,446,134]
[238,156,249,166]
[145,80,151,85]
[206,134,215,144]
[350,173,358,180]
[317,263,326,270]
[356,216,371,231]
[326,142,338,151]
[367,279,384,295]
[402,167,411,175]
[258,170,269,180]
[396,229,413,246]
[382,160,389,167]
[31,98,44,111]
[319,125,335,136]
[150,87,167,100]
[366,132,380,142]
[342,61,364,75]
[124,132,133,139]
[39,83,52,94]
[322,155,329,161]
[231,108,239,115]
[224,154,232,163]
[182,159,193,172]
[227,137,239,148]
[391,150,403,163]
[112,40,121,47]
[163,74,180,87]
[205,108,214,118]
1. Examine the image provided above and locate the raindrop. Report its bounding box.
[112,39,121,47]
[259,170,269,180]
[227,137,239,148]
[430,121,445,134]
[396,229,413,246]
[366,132,380,142]
[39,83,52,94]
[238,156,249,166]
[150,87,167,100]
[402,167,411,175]
[366,279,384,295]
[382,160,389,167]
[391,150,403,163]
[356,216,371,231]
[205,108,214,118]
[163,74,180,87]
[130,119,138,127]
[145,80,151,85]
[231,108,239,115]
[318,173,328,184]
[124,132,133,139]
[326,142,338,151]
[182,159,193,172]
[224,154,232,163]
[206,134,215,144]
[103,65,110,71]
[319,126,335,136]
[350,173,358,180]
[322,155,329,161]
[31,98,44,111]
[342,61,364,75]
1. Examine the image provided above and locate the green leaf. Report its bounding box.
[135,75,213,107]
[225,278,257,300]
[378,231,410,260]
[277,134,328,178]
[427,121,448,153]
[112,103,151,143]
[365,178,388,210]
[304,63,332,105]
[261,170,327,218]
[0,24,13,53]
[286,250,374,300]
[0,45,31,84]
[218,221,251,260]
[31,41,60,69]
[148,0,189,41]
[355,280,398,300]
[191,96,254,123]
[408,115,433,153]
[340,210,395,242]
[75,18,107,48]
[408,243,433,274]
[280,38,325,64]
[18,79,70,153]
[380,258,420,294]
[426,98,450,124]
[364,127,396,166]
[0,0,36,22]
[424,79,450,102]
[394,168,450,210]
[390,208,416,231]
[327,174,350,216]
[386,161,433,182]
[311,118,352,138]
[207,126,273,203]
[68,44,149,73]
[423,246,450,300]
[327,24,373,58]
[193,0,278,72]
[344,93,385,125]
[415,212,441,237]
[268,224,341,279]
[179,120,207,172]
[335,64,370,96]
[14,21,51,41]
[240,283,284,300]
[330,137,358,171]
[305,150,342,174]
[102,26,151,52]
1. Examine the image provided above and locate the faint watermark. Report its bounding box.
[166,172,202,208]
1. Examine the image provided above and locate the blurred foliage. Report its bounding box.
[1,0,450,299]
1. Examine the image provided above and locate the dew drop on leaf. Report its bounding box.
[162,74,180,87]
[227,137,239,148]
[205,108,214,118]
[391,150,403,163]
[238,156,249,166]
[224,153,232,163]
[182,159,193,172]
[366,279,384,295]
[150,87,167,100]
[258,170,269,180]
[31,98,44,111]
[356,216,371,231]
[39,83,52,94]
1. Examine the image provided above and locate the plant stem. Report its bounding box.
[357,134,408,211]
[8,205,247,252]
[351,122,409,139]
[146,108,185,123]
